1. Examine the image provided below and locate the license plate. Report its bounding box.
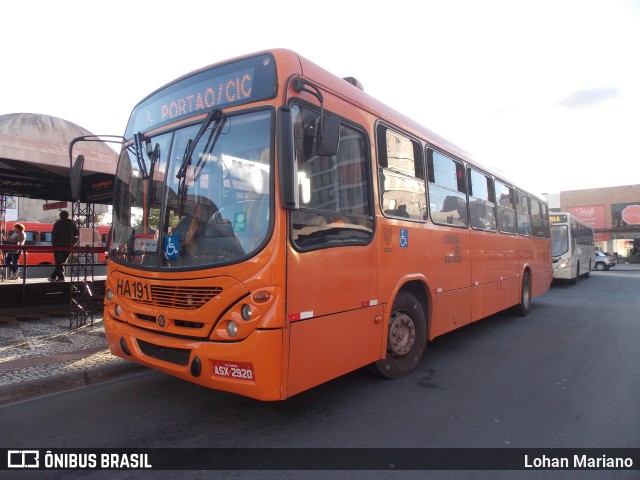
[115,277,152,302]
[212,361,255,381]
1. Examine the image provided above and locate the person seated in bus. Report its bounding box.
[172,202,216,256]
[4,223,25,280]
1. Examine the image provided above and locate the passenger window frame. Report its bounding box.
[427,148,469,228]
[376,122,427,223]
[468,166,497,232]
[289,102,375,252]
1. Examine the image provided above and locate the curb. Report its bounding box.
[0,361,146,407]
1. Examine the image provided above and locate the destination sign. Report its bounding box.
[125,53,277,137]
[549,214,568,223]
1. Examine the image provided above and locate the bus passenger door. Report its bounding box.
[283,110,382,397]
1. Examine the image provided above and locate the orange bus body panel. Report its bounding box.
[286,305,385,397]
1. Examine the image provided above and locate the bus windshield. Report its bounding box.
[110,108,273,269]
[551,224,569,257]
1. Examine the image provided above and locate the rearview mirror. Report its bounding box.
[316,114,340,157]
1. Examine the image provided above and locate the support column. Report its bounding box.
[69,201,96,328]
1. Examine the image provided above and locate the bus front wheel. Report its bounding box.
[371,291,427,379]
[571,262,580,285]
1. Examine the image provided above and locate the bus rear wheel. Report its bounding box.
[512,270,532,317]
[371,291,426,379]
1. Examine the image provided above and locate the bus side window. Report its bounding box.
[377,125,426,221]
[531,199,545,238]
[495,180,517,234]
[427,148,468,227]
[516,190,532,237]
[468,167,496,231]
[24,231,36,245]
[40,232,52,244]
[291,105,374,250]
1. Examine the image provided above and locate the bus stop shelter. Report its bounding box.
[0,113,118,324]
[0,113,116,202]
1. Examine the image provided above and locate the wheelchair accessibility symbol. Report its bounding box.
[400,229,408,248]
[164,234,179,259]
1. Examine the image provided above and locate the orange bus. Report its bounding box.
[103,49,552,400]
[4,221,109,265]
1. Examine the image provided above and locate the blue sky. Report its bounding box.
[2,0,639,197]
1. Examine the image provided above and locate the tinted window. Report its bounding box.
[495,180,517,234]
[378,125,426,221]
[427,149,468,227]
[291,105,373,250]
[516,191,532,236]
[468,168,496,231]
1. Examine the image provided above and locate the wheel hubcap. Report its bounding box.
[388,311,416,357]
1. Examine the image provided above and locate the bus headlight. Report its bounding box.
[106,289,114,301]
[241,304,253,321]
[560,259,569,269]
[226,321,238,337]
[115,304,122,317]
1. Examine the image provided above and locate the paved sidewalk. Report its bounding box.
[0,305,143,406]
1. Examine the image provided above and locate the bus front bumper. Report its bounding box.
[104,315,285,401]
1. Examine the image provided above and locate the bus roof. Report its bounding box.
[130,48,542,203]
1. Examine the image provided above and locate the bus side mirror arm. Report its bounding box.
[291,77,339,157]
[278,107,299,210]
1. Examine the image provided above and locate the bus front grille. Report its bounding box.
[137,286,223,310]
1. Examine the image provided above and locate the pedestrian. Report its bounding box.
[48,211,78,282]
[4,223,25,280]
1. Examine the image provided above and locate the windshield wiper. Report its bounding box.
[145,141,160,210]
[193,113,227,181]
[133,132,150,179]
[177,110,221,181]
[176,109,223,206]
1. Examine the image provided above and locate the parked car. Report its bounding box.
[594,251,616,271]
[603,251,617,265]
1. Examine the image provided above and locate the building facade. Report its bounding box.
[558,184,640,262]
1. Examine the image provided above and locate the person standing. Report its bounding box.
[49,211,78,282]
[4,223,25,280]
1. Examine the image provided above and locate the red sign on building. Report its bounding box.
[567,205,606,229]
[621,204,640,225]
[42,201,68,211]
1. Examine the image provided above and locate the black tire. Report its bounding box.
[512,270,532,317]
[595,262,605,271]
[584,260,591,278]
[571,262,580,285]
[371,291,427,379]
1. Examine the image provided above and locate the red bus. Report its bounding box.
[103,49,552,400]
[5,221,109,265]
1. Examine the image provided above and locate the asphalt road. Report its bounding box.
[2,266,639,480]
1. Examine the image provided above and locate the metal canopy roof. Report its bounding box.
[0,113,118,204]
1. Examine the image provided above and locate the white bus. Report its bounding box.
[550,212,595,283]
